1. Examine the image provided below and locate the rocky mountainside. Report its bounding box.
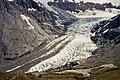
[48,1,115,12]
[91,14,120,45]
[87,14,120,66]
[0,0,70,60]
[117,5,120,9]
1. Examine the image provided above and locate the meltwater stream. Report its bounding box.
[28,18,106,72]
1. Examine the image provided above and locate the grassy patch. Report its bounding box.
[113,61,120,67]
[91,67,104,73]
[86,67,120,80]
[0,72,40,80]
[0,66,120,80]
[0,71,85,80]
[38,72,85,80]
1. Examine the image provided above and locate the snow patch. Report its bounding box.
[28,8,36,11]
[103,29,109,33]
[20,14,34,30]
[100,64,117,68]
[8,0,14,1]
[91,32,96,37]
[58,69,91,77]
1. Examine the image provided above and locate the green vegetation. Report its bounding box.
[0,71,85,80]
[86,61,120,80]
[38,72,84,80]
[0,72,40,80]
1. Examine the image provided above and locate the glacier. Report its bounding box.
[28,18,108,72]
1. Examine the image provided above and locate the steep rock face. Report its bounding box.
[91,14,120,45]
[88,14,120,66]
[0,0,65,60]
[51,6,77,25]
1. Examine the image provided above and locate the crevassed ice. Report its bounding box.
[28,18,104,72]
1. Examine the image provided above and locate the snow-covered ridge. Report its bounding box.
[68,9,118,18]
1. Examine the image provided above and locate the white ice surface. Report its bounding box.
[28,18,104,72]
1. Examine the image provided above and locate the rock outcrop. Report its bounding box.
[91,14,120,45]
[87,14,120,66]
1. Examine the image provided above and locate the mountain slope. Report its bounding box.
[0,0,65,60]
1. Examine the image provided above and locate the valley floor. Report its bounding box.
[0,62,120,80]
